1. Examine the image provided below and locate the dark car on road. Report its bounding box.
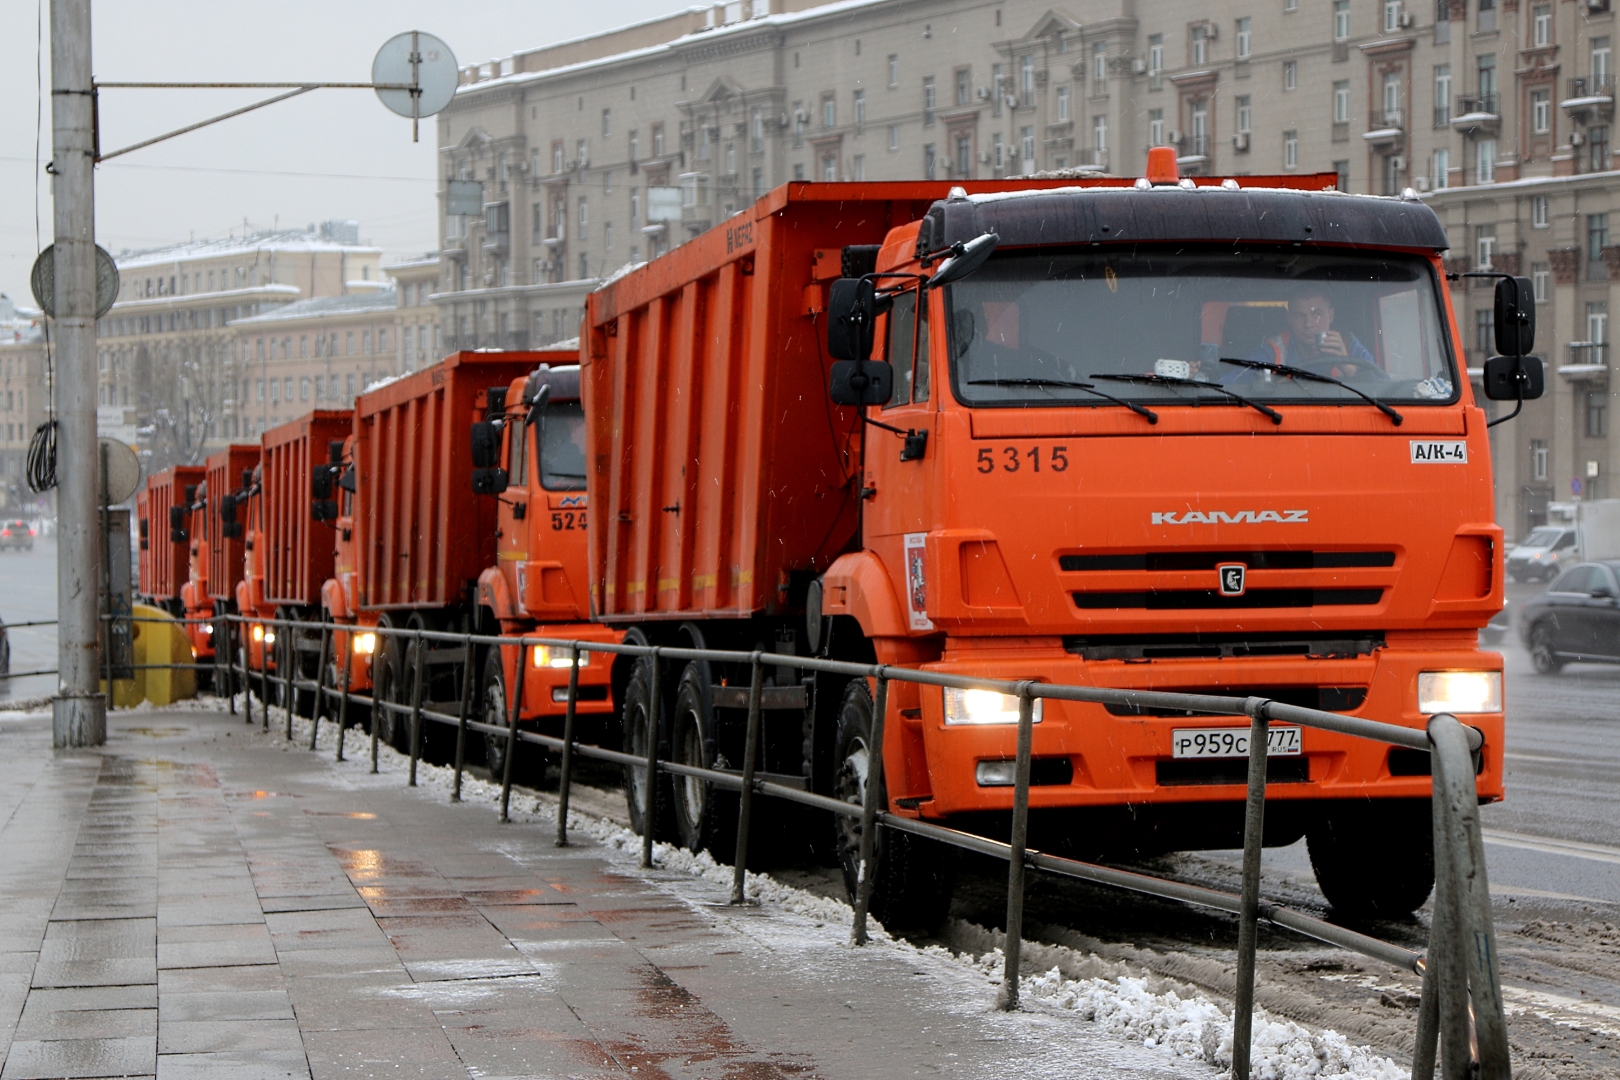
[1517,561,1620,673]
[0,520,33,552]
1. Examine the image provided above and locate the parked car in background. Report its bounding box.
[1507,526,1578,583]
[0,520,34,552]
[1517,562,1620,673]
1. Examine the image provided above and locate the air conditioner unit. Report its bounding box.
[794,108,810,122]
[1204,23,1218,39]
[1232,132,1251,151]
[1391,155,1406,171]
[1573,131,1586,146]
[1166,130,1184,146]
[1415,176,1431,191]
[1004,94,1020,109]
[978,150,991,162]
[976,86,990,100]
[1132,58,1148,75]
[1398,11,1416,27]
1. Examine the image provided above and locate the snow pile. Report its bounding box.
[250,702,1405,1079]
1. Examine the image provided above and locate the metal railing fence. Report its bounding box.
[31,610,1509,1079]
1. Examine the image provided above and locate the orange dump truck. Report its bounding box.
[315,351,615,768]
[584,169,1511,925]
[183,444,260,684]
[136,465,206,618]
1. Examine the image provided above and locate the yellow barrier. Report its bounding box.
[101,604,197,707]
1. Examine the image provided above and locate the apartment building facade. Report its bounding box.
[0,300,48,512]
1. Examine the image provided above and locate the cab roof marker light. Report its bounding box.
[1144,145,1179,185]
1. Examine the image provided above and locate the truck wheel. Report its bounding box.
[670,663,736,856]
[1530,623,1564,675]
[480,647,518,780]
[620,657,671,840]
[372,648,406,749]
[1307,800,1434,918]
[832,679,955,935]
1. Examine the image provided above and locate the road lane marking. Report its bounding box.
[1490,885,1617,905]
[1483,828,1620,865]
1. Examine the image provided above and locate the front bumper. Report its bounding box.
[906,642,1504,818]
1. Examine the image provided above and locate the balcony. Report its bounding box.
[1451,94,1500,136]
[1566,342,1610,374]
[1563,75,1615,121]
[1364,108,1405,148]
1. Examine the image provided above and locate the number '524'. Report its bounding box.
[977,446,1069,473]
[551,511,587,531]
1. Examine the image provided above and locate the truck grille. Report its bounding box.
[1064,632,1384,660]
[1059,550,1395,572]
[1073,588,1383,610]
[1102,685,1367,717]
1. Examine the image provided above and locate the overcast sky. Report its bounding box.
[0,1,684,307]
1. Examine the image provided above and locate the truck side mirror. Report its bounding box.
[828,361,895,406]
[221,491,243,539]
[311,464,334,501]
[926,231,999,288]
[139,516,149,550]
[827,277,876,362]
[472,467,509,495]
[1494,275,1535,356]
[1482,355,1544,401]
[169,504,189,543]
[471,421,501,468]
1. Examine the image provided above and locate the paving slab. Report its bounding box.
[0,706,1210,1080]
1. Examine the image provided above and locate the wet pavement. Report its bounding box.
[0,705,1208,1080]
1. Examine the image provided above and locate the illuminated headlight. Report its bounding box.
[975,760,1018,786]
[352,632,377,656]
[1417,671,1502,714]
[251,624,264,642]
[533,645,589,668]
[943,687,1043,725]
[263,630,276,645]
[202,624,214,635]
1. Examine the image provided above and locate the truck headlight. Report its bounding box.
[352,632,377,656]
[943,687,1042,725]
[1417,671,1501,714]
[533,645,589,668]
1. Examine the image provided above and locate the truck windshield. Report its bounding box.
[536,401,587,491]
[949,248,1456,408]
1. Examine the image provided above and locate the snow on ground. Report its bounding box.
[96,693,1413,1079]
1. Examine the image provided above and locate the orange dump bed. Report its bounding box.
[205,445,260,604]
[262,411,351,608]
[136,465,205,603]
[353,352,540,610]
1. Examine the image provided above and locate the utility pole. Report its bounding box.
[51,0,106,748]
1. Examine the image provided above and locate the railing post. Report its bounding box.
[997,683,1036,1010]
[282,618,295,741]
[308,623,329,751]
[1428,714,1510,1080]
[500,640,527,823]
[1232,699,1272,1080]
[335,624,352,763]
[224,616,235,716]
[407,630,425,787]
[729,652,765,904]
[851,669,889,946]
[640,647,663,870]
[259,622,270,731]
[452,633,475,803]
[1412,955,1439,1080]
[369,628,382,775]
[555,646,583,846]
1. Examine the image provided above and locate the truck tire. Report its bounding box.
[1529,623,1565,675]
[670,662,737,856]
[1307,800,1434,918]
[371,646,407,750]
[833,679,955,935]
[480,647,518,780]
[620,656,672,841]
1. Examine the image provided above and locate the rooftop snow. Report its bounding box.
[229,289,398,325]
[116,230,381,269]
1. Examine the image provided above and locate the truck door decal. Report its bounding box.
[904,533,934,631]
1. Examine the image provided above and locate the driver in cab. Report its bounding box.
[1249,290,1374,376]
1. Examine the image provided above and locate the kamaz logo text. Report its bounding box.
[1152,510,1309,525]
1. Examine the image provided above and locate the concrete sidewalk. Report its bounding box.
[0,703,1208,1080]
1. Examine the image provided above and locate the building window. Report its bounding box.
[853,89,865,126]
[578,198,588,241]
[1590,214,1610,280]
[1021,55,1034,103]
[1334,0,1351,41]
[1192,26,1208,67]
[923,143,936,179]
[1057,86,1070,122]
[1236,95,1252,133]
[630,129,639,162]
[1236,18,1252,59]
[1384,0,1401,33]
[923,77,935,125]
[1148,34,1163,80]
[1284,61,1298,92]
[822,93,836,128]
[1595,37,1613,89]
[822,152,837,181]
[652,123,665,156]
[1432,147,1449,188]
[1093,114,1108,152]
[1382,72,1402,124]
[602,108,611,138]
[1588,392,1607,438]
[1333,81,1350,123]
[1475,224,1496,269]
[1333,159,1350,191]
[1191,100,1208,155]
[300,377,310,401]
[1532,89,1550,134]
[1284,129,1299,168]
[956,136,971,176]
[1475,309,1495,354]
[1590,301,1609,346]
[889,124,899,151]
[1148,108,1165,146]
[1532,195,1548,227]
[1477,55,1497,112]
[993,131,1005,167]
[852,155,865,181]
[1434,65,1451,126]
[1286,0,1298,9]
[1021,125,1036,167]
[1476,138,1495,183]
[888,54,899,88]
[1093,41,1107,86]
[1532,3,1552,48]
[1532,262,1550,301]
[955,68,971,106]
[1478,0,1496,34]
[1590,125,1610,172]
[1531,440,1548,482]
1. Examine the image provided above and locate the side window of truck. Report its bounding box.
[884,289,929,407]
[508,418,527,485]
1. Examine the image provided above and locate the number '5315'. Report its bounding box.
[977,446,1069,473]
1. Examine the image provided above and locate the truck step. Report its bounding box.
[709,684,808,710]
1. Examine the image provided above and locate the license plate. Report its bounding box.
[1170,726,1302,759]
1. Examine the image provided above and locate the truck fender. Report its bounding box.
[320,578,349,622]
[819,551,909,639]
[476,567,518,623]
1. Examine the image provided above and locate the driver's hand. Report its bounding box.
[1319,331,1348,357]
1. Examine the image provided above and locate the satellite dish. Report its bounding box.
[31,244,120,319]
[97,438,141,505]
[373,31,458,121]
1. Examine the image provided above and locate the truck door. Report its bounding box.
[863,287,938,547]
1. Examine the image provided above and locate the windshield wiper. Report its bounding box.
[1090,373,1283,425]
[1218,357,1403,425]
[967,377,1158,423]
